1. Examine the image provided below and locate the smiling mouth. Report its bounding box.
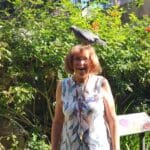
[79,68,86,70]
[77,67,86,71]
[76,68,88,74]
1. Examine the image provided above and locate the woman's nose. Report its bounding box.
[79,59,86,65]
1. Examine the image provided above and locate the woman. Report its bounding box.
[51,45,120,150]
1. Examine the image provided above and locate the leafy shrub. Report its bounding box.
[26,133,50,150]
[0,0,149,149]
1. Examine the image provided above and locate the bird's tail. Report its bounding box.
[96,39,107,46]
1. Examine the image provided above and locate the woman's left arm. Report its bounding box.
[102,78,120,150]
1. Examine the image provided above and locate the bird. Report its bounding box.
[70,25,106,46]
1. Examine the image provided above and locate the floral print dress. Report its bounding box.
[60,75,111,150]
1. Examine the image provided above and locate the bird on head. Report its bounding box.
[70,25,107,46]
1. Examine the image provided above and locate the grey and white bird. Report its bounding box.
[70,25,106,46]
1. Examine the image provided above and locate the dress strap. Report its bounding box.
[94,76,104,93]
[61,77,73,101]
[61,79,66,98]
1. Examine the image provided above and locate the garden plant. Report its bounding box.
[0,0,149,149]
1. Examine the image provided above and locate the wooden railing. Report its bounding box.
[118,112,150,150]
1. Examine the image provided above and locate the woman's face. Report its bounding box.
[73,50,90,82]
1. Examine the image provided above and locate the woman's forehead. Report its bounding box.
[73,49,90,57]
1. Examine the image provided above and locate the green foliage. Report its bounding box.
[7,134,19,150]
[26,133,50,150]
[121,135,139,150]
[0,84,35,113]
[120,132,150,150]
[0,0,149,149]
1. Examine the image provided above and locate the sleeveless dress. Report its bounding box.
[60,75,111,150]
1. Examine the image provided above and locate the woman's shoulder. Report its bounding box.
[61,77,72,84]
[91,74,106,81]
[61,76,74,89]
[91,74,110,88]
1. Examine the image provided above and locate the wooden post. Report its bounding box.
[139,132,145,150]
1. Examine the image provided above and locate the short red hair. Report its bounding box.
[64,44,102,74]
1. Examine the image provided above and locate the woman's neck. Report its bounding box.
[73,74,90,84]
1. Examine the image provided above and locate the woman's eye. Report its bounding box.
[74,57,89,62]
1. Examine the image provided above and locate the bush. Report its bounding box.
[26,133,50,150]
[0,0,149,149]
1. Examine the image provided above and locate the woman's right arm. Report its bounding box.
[51,81,64,150]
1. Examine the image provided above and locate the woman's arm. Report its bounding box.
[51,81,64,150]
[102,78,120,150]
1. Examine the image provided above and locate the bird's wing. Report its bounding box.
[72,28,88,42]
[82,29,106,46]
[80,29,96,42]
